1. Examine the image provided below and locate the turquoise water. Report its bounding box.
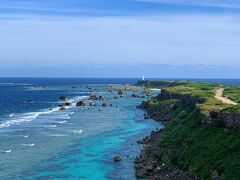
[0,78,162,179]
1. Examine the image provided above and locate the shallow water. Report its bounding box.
[0,78,162,179]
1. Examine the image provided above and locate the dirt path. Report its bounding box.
[215,88,237,105]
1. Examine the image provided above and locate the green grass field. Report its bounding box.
[140,80,240,112]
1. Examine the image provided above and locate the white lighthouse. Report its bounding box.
[142,75,145,81]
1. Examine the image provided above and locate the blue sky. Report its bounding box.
[1,0,240,78]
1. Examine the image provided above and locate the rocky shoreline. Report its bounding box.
[135,100,199,179]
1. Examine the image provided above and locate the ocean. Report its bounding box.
[0,78,162,179]
[0,78,239,179]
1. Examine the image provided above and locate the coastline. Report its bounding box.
[0,80,161,179]
[134,101,198,179]
[134,80,240,179]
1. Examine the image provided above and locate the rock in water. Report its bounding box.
[114,155,121,162]
[113,96,119,99]
[132,93,140,98]
[102,103,107,107]
[76,101,86,106]
[118,89,125,95]
[90,95,98,101]
[64,102,72,106]
[59,106,66,110]
[98,96,106,100]
[59,96,68,101]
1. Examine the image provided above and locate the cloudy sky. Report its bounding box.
[0,0,240,78]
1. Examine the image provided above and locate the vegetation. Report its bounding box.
[222,104,240,113]
[224,86,240,103]
[158,100,240,179]
[136,80,187,88]
[139,80,240,112]
[139,80,240,179]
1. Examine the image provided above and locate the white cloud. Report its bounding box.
[0,14,240,77]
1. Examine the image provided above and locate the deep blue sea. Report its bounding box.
[0,78,239,180]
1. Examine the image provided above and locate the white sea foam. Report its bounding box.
[44,125,57,128]
[68,96,89,104]
[9,114,14,117]
[23,135,29,138]
[57,114,71,120]
[48,134,67,137]
[20,143,35,147]
[57,120,67,124]
[0,95,88,129]
[4,150,12,153]
[0,107,59,129]
[73,129,83,134]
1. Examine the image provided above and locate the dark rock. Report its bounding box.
[114,155,121,162]
[134,163,143,169]
[58,104,64,108]
[144,113,149,119]
[99,96,106,100]
[135,169,147,178]
[157,89,205,108]
[76,101,86,106]
[90,95,98,100]
[59,96,68,101]
[59,107,66,110]
[132,93,140,98]
[102,103,107,107]
[145,165,153,172]
[118,89,125,95]
[137,136,149,144]
[134,157,143,164]
[201,110,240,128]
[106,85,115,92]
[64,102,72,106]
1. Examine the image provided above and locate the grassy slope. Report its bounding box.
[224,86,240,103]
[138,81,240,179]
[157,100,240,179]
[164,82,234,111]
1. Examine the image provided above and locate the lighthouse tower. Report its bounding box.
[142,75,145,81]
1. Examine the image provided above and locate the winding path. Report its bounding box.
[215,88,237,105]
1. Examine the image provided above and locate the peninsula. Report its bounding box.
[135,80,240,179]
